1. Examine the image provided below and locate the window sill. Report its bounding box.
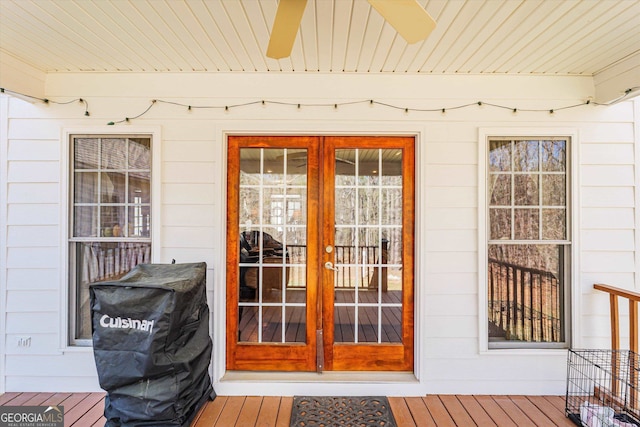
[480,347,568,356]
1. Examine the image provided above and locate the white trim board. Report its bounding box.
[0,95,9,393]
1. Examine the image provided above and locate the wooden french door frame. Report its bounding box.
[226,136,319,371]
[321,136,414,371]
[226,135,414,372]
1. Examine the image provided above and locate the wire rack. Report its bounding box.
[566,349,640,426]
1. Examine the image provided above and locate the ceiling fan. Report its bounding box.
[266,0,437,59]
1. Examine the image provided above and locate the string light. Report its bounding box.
[2,85,638,126]
[107,100,156,125]
[0,87,92,116]
[79,98,90,116]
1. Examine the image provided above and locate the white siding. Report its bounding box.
[579,106,638,349]
[0,73,637,395]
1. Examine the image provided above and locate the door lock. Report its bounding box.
[324,261,338,271]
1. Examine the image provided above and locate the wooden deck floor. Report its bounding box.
[0,392,575,426]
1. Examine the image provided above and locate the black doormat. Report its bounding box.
[290,396,397,427]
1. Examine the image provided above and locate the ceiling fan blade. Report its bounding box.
[266,0,308,59]
[367,0,436,44]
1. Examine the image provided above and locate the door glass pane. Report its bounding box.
[262,306,282,342]
[285,306,306,343]
[335,149,356,186]
[239,188,260,224]
[333,148,403,344]
[382,188,402,225]
[238,148,307,343]
[381,307,402,342]
[334,306,355,343]
[335,188,356,225]
[358,307,379,343]
[358,149,379,186]
[381,149,402,186]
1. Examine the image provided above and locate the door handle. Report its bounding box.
[324,261,338,271]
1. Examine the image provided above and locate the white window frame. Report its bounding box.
[478,127,579,353]
[60,127,162,349]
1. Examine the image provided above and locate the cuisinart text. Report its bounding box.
[99,314,155,333]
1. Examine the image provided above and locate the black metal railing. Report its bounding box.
[488,258,562,342]
[284,241,389,290]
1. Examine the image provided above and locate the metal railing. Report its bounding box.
[284,241,389,290]
[488,258,562,342]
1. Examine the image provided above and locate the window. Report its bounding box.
[486,137,570,348]
[69,135,152,345]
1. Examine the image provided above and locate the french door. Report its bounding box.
[226,136,414,372]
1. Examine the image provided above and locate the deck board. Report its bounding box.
[492,395,536,427]
[526,395,574,426]
[216,395,245,426]
[64,393,105,427]
[193,395,228,425]
[274,396,293,427]
[235,396,263,426]
[22,392,55,406]
[55,392,92,415]
[1,392,573,426]
[387,396,418,426]
[510,395,555,426]
[44,393,74,407]
[71,396,107,427]
[474,395,519,427]
[456,395,497,426]
[439,395,477,426]
[0,392,20,405]
[254,396,281,426]
[424,395,458,427]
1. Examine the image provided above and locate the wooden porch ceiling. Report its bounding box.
[0,392,575,426]
[0,0,638,103]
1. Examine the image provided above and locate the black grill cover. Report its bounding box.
[90,262,215,427]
